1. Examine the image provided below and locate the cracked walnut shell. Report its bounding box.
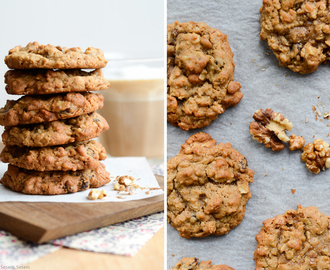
[167,21,243,130]
[301,139,330,174]
[249,108,292,151]
[167,132,254,238]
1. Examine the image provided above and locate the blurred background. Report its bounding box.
[0,0,165,150]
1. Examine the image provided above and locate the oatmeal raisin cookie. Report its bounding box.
[0,163,110,195]
[167,21,242,130]
[167,132,254,238]
[254,205,330,269]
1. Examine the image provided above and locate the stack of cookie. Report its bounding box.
[0,42,111,195]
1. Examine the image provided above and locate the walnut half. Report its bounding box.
[249,108,293,151]
[301,139,330,174]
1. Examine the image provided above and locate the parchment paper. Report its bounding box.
[167,1,330,269]
[0,157,163,202]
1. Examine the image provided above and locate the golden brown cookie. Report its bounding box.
[260,0,330,74]
[167,132,254,238]
[0,140,106,171]
[2,112,109,147]
[171,257,235,270]
[167,21,243,130]
[5,69,110,95]
[254,205,330,269]
[4,41,108,69]
[0,163,110,195]
[0,92,103,126]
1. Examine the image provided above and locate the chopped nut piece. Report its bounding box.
[324,111,330,119]
[305,118,309,123]
[289,134,305,151]
[249,108,292,151]
[113,182,125,191]
[291,189,296,195]
[88,189,107,200]
[301,139,330,174]
[98,190,107,199]
[116,175,135,187]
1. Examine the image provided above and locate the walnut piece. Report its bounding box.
[87,189,107,200]
[289,134,305,151]
[301,139,330,174]
[249,108,292,151]
[114,175,135,191]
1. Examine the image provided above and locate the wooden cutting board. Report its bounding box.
[0,175,164,244]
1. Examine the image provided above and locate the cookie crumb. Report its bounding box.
[264,174,268,176]
[312,105,316,112]
[145,190,150,195]
[291,189,296,195]
[116,196,125,199]
[305,118,308,123]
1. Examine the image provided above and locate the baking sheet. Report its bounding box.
[167,1,330,269]
[0,157,163,202]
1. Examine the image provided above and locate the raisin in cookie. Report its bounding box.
[2,112,108,147]
[260,0,330,74]
[0,163,110,195]
[167,21,243,130]
[5,69,110,95]
[171,257,234,270]
[167,132,254,238]
[0,140,106,171]
[4,41,107,69]
[0,92,103,126]
[254,205,330,269]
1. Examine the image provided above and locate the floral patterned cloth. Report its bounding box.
[53,212,164,256]
[0,164,164,264]
[0,230,60,265]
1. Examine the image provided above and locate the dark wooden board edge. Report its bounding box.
[0,175,164,244]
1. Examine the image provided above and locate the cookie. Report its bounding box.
[171,257,234,270]
[2,112,108,147]
[0,163,110,195]
[0,92,103,126]
[0,140,106,171]
[260,0,330,74]
[4,41,107,69]
[254,205,330,269]
[5,69,110,95]
[167,132,254,238]
[167,21,243,130]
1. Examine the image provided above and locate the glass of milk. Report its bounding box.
[98,56,164,159]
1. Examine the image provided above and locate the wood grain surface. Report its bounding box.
[0,175,164,243]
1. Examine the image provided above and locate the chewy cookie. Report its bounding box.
[0,164,110,195]
[5,69,110,95]
[254,205,330,269]
[167,21,243,130]
[4,41,108,70]
[167,132,254,238]
[0,92,103,126]
[2,112,108,148]
[0,140,106,171]
[171,257,234,270]
[260,0,330,74]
